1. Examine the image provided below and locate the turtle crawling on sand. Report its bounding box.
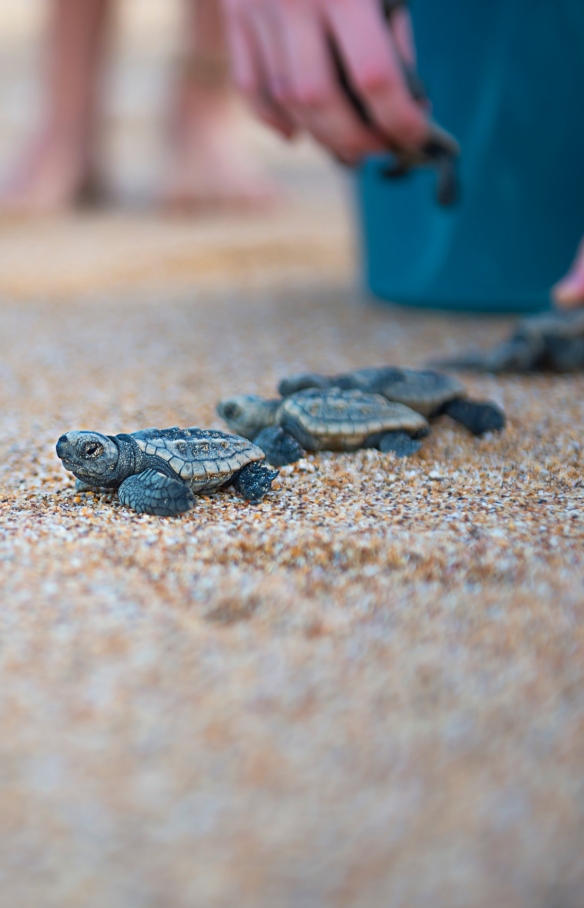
[278,367,505,437]
[56,426,278,516]
[217,388,430,466]
[434,310,584,373]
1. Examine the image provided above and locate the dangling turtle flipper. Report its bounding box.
[434,150,459,206]
[442,398,505,436]
[118,469,195,516]
[253,427,305,467]
[382,157,411,179]
[379,431,422,457]
[232,461,279,502]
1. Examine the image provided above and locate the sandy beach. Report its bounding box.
[0,4,583,906]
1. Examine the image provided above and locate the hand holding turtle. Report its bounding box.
[220,0,428,164]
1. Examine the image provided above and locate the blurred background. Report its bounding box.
[0,0,355,299]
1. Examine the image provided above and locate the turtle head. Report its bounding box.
[56,431,122,486]
[217,395,279,439]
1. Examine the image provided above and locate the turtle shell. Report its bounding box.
[353,368,465,416]
[279,367,465,417]
[276,389,428,451]
[130,426,264,491]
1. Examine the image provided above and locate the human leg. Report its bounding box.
[163,0,274,211]
[1,0,111,214]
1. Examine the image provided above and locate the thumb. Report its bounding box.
[553,236,584,308]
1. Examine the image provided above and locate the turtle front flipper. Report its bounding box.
[118,469,195,516]
[232,462,278,503]
[442,398,505,436]
[378,431,422,457]
[75,479,100,493]
[253,427,305,466]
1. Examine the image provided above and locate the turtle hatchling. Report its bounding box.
[434,309,584,373]
[56,426,278,516]
[278,367,505,436]
[217,388,430,466]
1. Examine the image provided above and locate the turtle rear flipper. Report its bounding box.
[232,462,278,503]
[253,427,305,466]
[442,398,505,436]
[118,469,195,516]
[378,431,422,457]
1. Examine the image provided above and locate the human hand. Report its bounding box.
[221,0,429,164]
[553,236,584,308]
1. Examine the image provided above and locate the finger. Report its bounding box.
[387,8,431,111]
[225,2,296,137]
[275,1,386,162]
[552,237,584,308]
[244,3,293,108]
[389,6,417,67]
[325,0,428,149]
[249,92,297,138]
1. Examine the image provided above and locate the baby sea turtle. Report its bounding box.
[434,310,584,373]
[56,426,278,516]
[217,388,430,466]
[278,367,505,436]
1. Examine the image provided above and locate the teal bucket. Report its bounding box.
[356,0,584,312]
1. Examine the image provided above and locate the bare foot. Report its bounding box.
[0,126,102,216]
[163,79,278,213]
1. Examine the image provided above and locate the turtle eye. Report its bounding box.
[222,403,240,419]
[84,442,102,458]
